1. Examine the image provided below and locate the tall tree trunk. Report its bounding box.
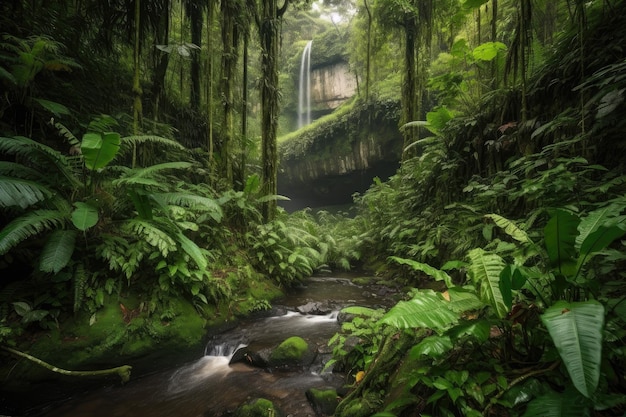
[132,0,143,167]
[220,0,240,187]
[238,31,249,191]
[364,0,372,102]
[207,0,215,171]
[401,12,417,161]
[188,0,203,111]
[259,0,288,222]
[151,0,170,120]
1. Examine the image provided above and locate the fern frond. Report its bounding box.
[53,121,80,148]
[154,192,223,220]
[121,219,176,258]
[39,230,76,273]
[0,209,67,255]
[0,136,81,188]
[0,176,53,208]
[117,135,185,159]
[112,162,194,188]
[0,162,43,180]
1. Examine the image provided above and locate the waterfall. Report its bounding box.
[298,40,313,128]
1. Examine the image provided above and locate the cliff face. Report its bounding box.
[278,101,402,210]
[310,62,357,111]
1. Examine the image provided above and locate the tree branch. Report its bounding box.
[2,346,132,384]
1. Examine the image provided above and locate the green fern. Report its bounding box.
[0,209,67,255]
[0,177,53,208]
[467,248,508,318]
[112,162,194,188]
[116,135,186,160]
[121,219,176,258]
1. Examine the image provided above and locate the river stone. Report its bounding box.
[229,346,268,368]
[305,388,339,417]
[296,301,333,315]
[234,398,282,417]
[268,336,315,367]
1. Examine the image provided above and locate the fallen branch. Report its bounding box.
[2,345,132,383]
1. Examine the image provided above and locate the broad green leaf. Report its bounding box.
[81,131,121,170]
[410,335,453,358]
[34,98,71,116]
[467,248,507,318]
[446,319,490,343]
[176,231,207,270]
[544,209,580,277]
[12,301,31,316]
[40,230,76,273]
[447,286,484,313]
[485,214,531,244]
[499,265,527,310]
[541,301,604,398]
[575,204,624,250]
[379,290,458,331]
[522,387,591,417]
[576,224,626,271]
[389,256,453,288]
[425,107,454,134]
[472,42,507,61]
[71,202,98,231]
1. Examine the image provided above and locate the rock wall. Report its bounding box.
[278,100,402,210]
[310,62,357,111]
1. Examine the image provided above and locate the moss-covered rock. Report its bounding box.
[268,336,311,367]
[234,398,281,417]
[306,388,339,416]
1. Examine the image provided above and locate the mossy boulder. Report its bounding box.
[268,336,313,367]
[234,398,282,417]
[306,388,339,416]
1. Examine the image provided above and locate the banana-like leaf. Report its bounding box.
[544,209,580,277]
[541,300,604,398]
[389,256,454,288]
[40,230,76,273]
[485,213,532,244]
[0,177,52,208]
[467,248,507,318]
[522,387,591,417]
[379,290,458,331]
[81,131,121,170]
[447,286,485,313]
[445,319,490,343]
[71,202,98,231]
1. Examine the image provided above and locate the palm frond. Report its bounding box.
[0,161,43,180]
[0,210,67,255]
[0,177,53,208]
[153,192,223,221]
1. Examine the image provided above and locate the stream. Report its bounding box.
[36,275,394,417]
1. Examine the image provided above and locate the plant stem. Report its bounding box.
[2,346,132,384]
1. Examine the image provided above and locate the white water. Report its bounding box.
[298,40,313,128]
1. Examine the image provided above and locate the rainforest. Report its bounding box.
[1,0,625,416]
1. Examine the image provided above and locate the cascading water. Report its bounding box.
[298,40,313,128]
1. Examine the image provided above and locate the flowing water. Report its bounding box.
[298,40,313,128]
[36,276,393,417]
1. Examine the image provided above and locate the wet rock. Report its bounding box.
[305,388,339,417]
[234,398,282,417]
[229,346,268,368]
[268,336,316,368]
[296,302,333,315]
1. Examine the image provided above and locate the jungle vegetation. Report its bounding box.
[1,0,625,416]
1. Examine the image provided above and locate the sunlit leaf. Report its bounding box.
[379,290,458,331]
